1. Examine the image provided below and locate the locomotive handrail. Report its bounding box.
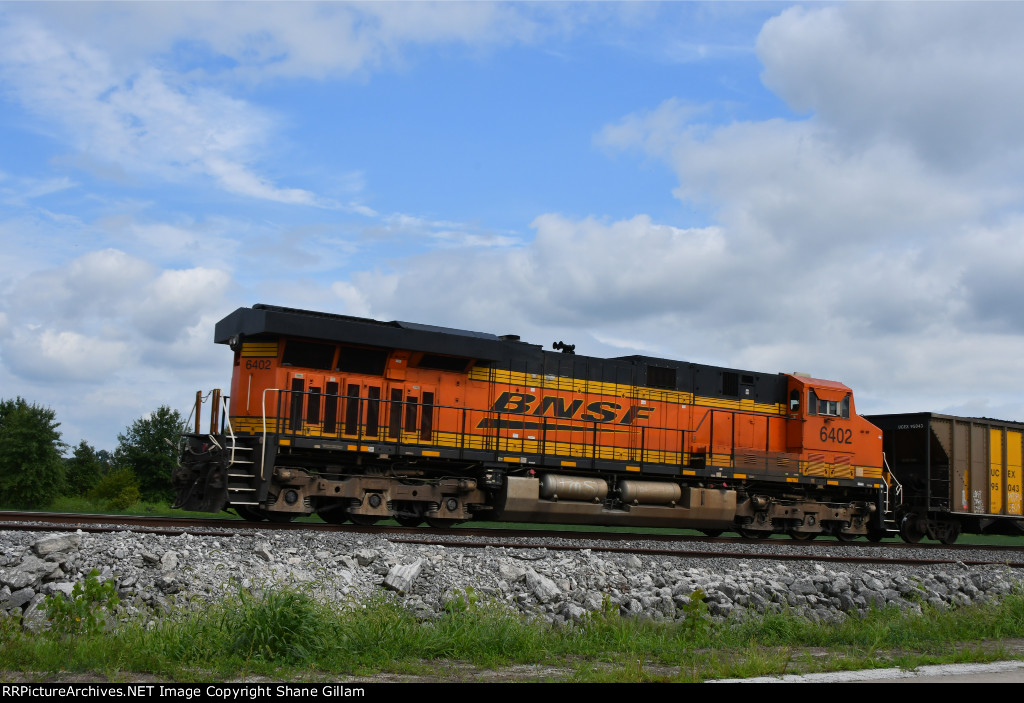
[257,386,696,474]
[217,391,239,467]
[690,404,785,433]
[180,389,228,452]
[260,387,286,482]
[179,390,206,456]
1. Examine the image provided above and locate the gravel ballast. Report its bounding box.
[2,527,1023,628]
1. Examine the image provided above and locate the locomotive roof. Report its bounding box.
[215,304,542,361]
[216,304,792,400]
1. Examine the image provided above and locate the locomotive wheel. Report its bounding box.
[393,501,424,527]
[348,514,380,526]
[234,505,265,522]
[789,532,817,541]
[317,506,349,525]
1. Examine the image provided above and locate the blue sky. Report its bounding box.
[2,1,1024,451]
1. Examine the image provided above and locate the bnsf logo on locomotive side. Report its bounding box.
[486,391,656,425]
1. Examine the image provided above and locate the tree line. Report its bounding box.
[0,397,185,511]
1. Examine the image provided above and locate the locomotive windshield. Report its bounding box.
[807,390,850,418]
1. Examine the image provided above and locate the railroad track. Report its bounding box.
[4,510,1024,568]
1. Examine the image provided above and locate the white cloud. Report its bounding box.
[0,175,77,206]
[95,215,242,268]
[7,2,544,80]
[1,248,234,381]
[0,13,321,205]
[599,103,982,249]
[757,3,1024,173]
[9,248,154,327]
[326,213,731,333]
[332,280,380,319]
[369,211,523,249]
[3,328,130,383]
[202,157,325,206]
[131,267,230,344]
[0,4,560,208]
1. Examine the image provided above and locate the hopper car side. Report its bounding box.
[867,413,1024,543]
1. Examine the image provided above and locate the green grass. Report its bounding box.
[13,495,229,520]
[3,583,1024,682]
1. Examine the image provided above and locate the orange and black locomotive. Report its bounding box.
[173,304,897,539]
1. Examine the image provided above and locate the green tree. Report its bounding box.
[95,448,113,469]
[87,467,141,512]
[64,440,105,495]
[0,397,66,509]
[115,406,185,502]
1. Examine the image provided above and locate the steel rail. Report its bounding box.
[3,511,1024,568]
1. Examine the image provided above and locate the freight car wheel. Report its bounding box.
[395,515,424,527]
[900,516,925,544]
[789,532,817,541]
[938,521,961,545]
[348,515,380,526]
[738,527,771,539]
[701,530,724,538]
[265,512,297,523]
[425,518,458,529]
[836,532,859,542]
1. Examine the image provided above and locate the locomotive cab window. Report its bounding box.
[789,389,800,412]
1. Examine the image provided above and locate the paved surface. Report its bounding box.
[713,660,1024,683]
